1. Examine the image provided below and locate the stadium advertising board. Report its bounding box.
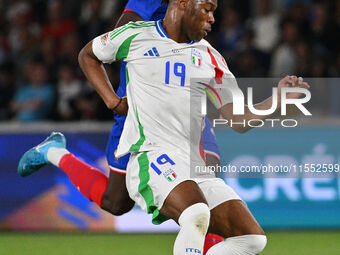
[1,129,340,232]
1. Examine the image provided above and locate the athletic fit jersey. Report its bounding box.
[93,20,237,167]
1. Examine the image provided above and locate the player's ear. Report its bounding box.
[178,0,189,10]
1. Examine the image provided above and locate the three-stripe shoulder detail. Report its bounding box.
[110,21,156,40]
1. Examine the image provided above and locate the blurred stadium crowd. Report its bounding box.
[0,0,339,122]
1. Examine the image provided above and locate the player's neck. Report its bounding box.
[163,13,189,43]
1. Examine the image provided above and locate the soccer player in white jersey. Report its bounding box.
[77,0,310,254]
[19,0,310,254]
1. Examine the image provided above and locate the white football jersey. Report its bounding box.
[92,20,238,168]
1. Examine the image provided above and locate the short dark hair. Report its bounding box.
[162,0,169,4]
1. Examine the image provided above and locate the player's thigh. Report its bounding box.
[104,149,131,203]
[209,200,265,238]
[198,178,264,237]
[105,147,132,201]
[160,180,207,223]
[101,170,135,215]
[103,133,134,212]
[103,170,131,202]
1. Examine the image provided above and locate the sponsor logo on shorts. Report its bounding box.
[163,168,177,182]
[185,248,202,254]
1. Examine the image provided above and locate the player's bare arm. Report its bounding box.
[221,75,311,133]
[77,9,145,116]
[78,42,127,115]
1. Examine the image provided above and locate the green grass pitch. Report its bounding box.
[1,231,340,255]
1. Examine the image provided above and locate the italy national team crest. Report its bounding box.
[163,169,177,182]
[191,49,202,67]
[100,33,109,49]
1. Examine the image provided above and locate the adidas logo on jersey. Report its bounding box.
[144,47,160,57]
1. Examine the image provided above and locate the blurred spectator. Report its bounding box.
[219,0,251,22]
[310,54,330,77]
[79,0,110,43]
[10,62,55,122]
[12,25,40,71]
[269,20,298,77]
[39,37,59,83]
[294,40,312,77]
[56,65,82,120]
[310,2,339,53]
[41,0,77,51]
[0,62,16,120]
[235,30,269,77]
[0,31,8,66]
[6,1,40,68]
[284,2,311,40]
[0,11,9,65]
[58,32,81,68]
[236,50,265,77]
[218,8,244,58]
[80,0,119,23]
[251,0,280,53]
[0,0,338,120]
[6,2,36,53]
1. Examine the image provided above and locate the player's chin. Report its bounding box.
[192,31,206,41]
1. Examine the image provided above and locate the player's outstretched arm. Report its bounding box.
[78,41,127,115]
[221,75,310,133]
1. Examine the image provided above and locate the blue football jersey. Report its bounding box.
[125,0,167,21]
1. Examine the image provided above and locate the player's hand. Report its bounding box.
[278,75,310,100]
[113,96,128,116]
